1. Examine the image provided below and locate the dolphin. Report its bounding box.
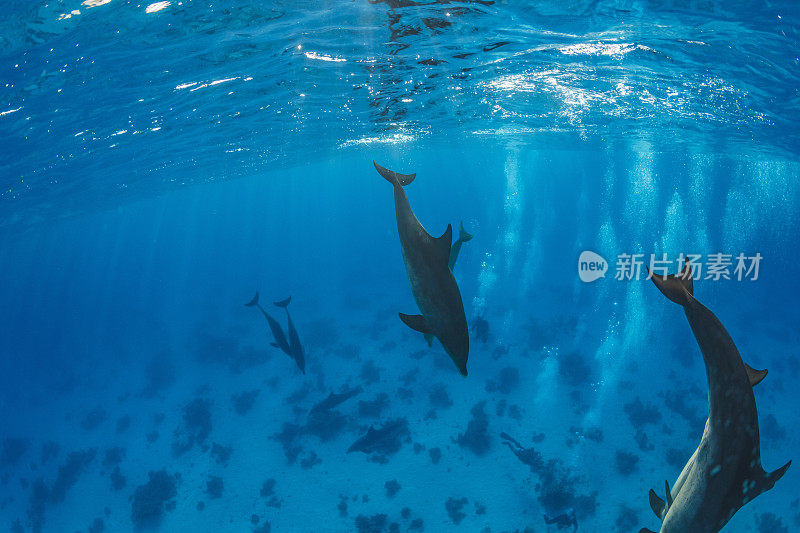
[641,258,791,533]
[245,292,291,356]
[347,418,409,455]
[422,221,473,347]
[373,160,470,376]
[309,386,363,417]
[274,296,305,374]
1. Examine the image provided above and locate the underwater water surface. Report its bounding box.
[1,1,799,532]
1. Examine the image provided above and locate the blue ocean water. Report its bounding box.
[1,1,799,532]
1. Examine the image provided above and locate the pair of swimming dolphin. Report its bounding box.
[245,293,305,374]
[375,159,790,529]
[641,259,791,532]
[374,160,471,376]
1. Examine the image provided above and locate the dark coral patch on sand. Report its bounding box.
[457,402,490,455]
[485,367,519,395]
[172,397,213,456]
[232,389,260,415]
[51,449,97,503]
[131,469,179,530]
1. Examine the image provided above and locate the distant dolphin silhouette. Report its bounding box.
[347,418,409,455]
[374,160,470,376]
[423,221,473,347]
[641,258,790,533]
[309,386,363,416]
[245,292,291,356]
[274,296,305,374]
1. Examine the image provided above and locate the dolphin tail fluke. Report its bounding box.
[245,292,259,307]
[458,221,473,243]
[274,296,292,308]
[649,256,694,307]
[745,363,768,386]
[373,160,416,187]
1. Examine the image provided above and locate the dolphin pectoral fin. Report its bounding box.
[373,160,416,187]
[744,363,768,386]
[648,489,666,520]
[664,480,673,507]
[423,333,434,347]
[270,342,280,348]
[399,313,432,335]
[649,256,694,306]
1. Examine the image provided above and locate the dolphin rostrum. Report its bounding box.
[245,292,291,356]
[374,160,470,376]
[641,258,790,533]
[274,296,305,374]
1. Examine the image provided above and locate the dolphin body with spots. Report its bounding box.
[373,160,469,376]
[422,221,473,348]
[641,259,790,533]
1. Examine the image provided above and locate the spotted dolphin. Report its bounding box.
[422,221,473,347]
[309,386,363,417]
[245,292,291,356]
[641,259,790,533]
[347,418,409,455]
[274,296,305,374]
[373,160,469,376]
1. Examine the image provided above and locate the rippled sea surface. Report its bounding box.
[0,2,799,533]
[1,0,799,225]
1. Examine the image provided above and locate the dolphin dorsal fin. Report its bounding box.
[648,489,666,519]
[762,460,792,492]
[744,363,768,387]
[639,529,657,533]
[665,480,673,507]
